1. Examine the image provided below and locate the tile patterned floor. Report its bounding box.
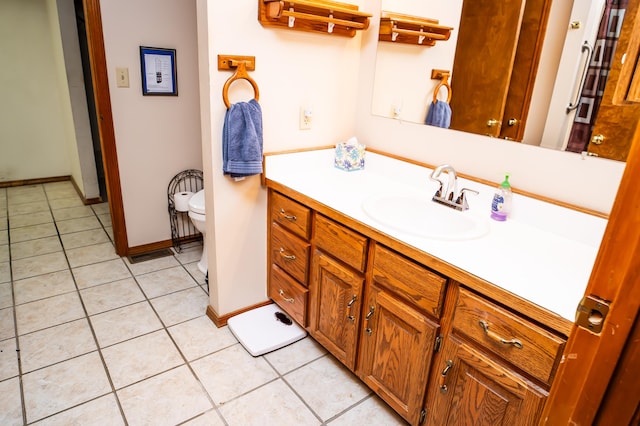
[0,182,407,425]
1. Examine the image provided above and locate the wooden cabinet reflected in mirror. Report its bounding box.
[371,0,640,162]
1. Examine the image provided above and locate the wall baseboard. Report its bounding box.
[0,175,70,188]
[206,300,273,328]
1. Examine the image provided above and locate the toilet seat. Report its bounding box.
[189,190,205,214]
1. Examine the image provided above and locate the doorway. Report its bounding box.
[73,0,107,202]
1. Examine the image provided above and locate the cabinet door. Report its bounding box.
[357,284,439,425]
[308,250,364,370]
[427,336,546,426]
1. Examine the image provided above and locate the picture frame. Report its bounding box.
[140,46,177,96]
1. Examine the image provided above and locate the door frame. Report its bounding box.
[82,0,128,255]
[541,77,640,425]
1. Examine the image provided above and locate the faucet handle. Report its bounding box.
[456,188,479,210]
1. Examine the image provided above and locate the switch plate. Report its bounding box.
[116,67,129,88]
[299,107,312,130]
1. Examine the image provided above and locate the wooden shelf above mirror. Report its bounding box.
[259,0,372,37]
[379,11,453,47]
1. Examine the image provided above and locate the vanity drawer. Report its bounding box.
[270,191,311,240]
[314,214,368,272]
[452,288,566,385]
[270,223,310,285]
[269,264,308,326]
[371,244,447,318]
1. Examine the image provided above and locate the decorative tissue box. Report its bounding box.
[334,141,366,171]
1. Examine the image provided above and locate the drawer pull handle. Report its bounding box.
[346,295,357,323]
[279,208,297,222]
[479,320,523,349]
[279,289,295,304]
[365,306,375,336]
[278,247,296,261]
[439,360,453,393]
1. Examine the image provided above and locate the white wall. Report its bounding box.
[100,0,203,248]
[0,1,72,182]
[356,4,626,214]
[197,0,363,316]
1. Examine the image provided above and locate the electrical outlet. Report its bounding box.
[299,107,312,130]
[116,67,129,88]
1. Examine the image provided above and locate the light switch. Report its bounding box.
[116,67,129,88]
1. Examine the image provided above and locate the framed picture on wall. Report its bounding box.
[140,46,177,96]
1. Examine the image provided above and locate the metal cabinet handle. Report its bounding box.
[278,289,295,304]
[478,320,523,349]
[346,295,357,323]
[365,306,375,335]
[439,360,453,393]
[279,208,297,222]
[278,247,296,261]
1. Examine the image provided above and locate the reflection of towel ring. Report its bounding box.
[222,61,260,109]
[433,77,452,104]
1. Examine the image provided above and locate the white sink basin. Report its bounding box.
[362,192,490,241]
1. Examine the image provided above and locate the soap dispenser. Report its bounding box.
[490,174,512,221]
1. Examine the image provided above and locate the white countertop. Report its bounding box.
[265,149,608,322]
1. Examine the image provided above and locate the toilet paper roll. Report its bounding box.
[174,191,194,212]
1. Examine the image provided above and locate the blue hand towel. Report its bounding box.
[425,100,452,128]
[223,99,263,178]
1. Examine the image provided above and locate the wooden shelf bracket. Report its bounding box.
[259,0,372,37]
[379,11,453,47]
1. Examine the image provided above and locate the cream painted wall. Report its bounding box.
[100,0,203,248]
[197,0,364,316]
[356,4,626,214]
[0,1,72,182]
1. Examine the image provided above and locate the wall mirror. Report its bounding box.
[371,0,640,162]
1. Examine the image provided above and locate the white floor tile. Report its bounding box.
[22,352,111,423]
[150,287,209,326]
[218,379,320,425]
[191,344,278,405]
[0,307,15,340]
[19,319,97,373]
[0,377,23,426]
[13,270,76,305]
[117,365,213,426]
[328,395,408,425]
[90,302,163,348]
[264,336,327,375]
[10,236,62,260]
[168,316,238,361]
[101,330,184,389]
[11,251,68,280]
[137,265,198,299]
[80,278,145,316]
[72,258,131,289]
[0,338,19,381]
[32,393,125,426]
[66,241,118,268]
[15,291,85,335]
[285,355,371,421]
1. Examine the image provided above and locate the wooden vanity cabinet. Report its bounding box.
[424,287,565,425]
[267,191,311,326]
[308,214,368,370]
[357,243,445,425]
[427,336,547,425]
[266,188,569,425]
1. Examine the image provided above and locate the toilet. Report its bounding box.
[187,189,207,274]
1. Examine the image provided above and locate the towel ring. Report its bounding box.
[222,60,260,109]
[433,77,452,104]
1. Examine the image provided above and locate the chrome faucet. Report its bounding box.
[429,165,478,211]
